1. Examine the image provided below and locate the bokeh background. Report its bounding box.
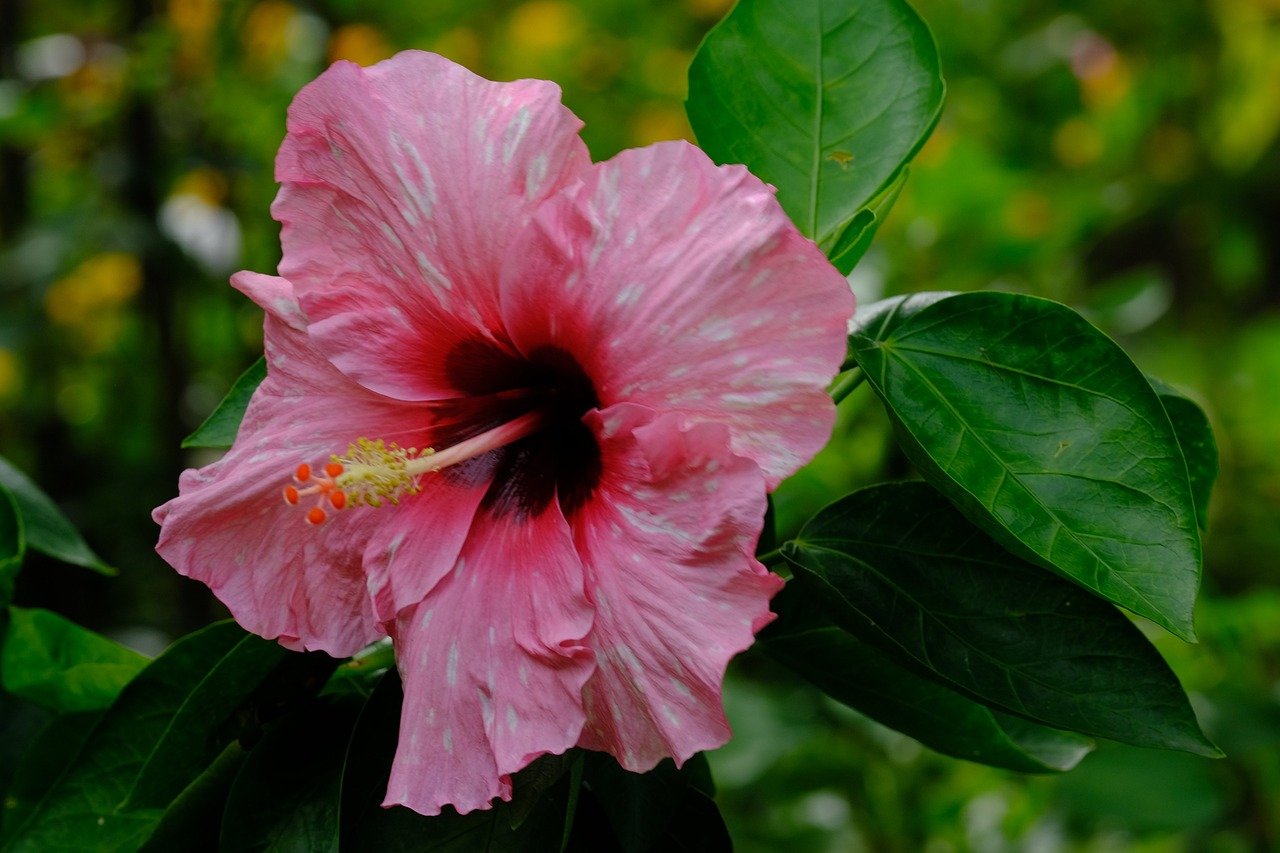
[1,0,1277,849]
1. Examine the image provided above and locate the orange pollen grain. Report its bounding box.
[329,490,347,509]
[306,506,327,525]
[283,485,300,505]
[296,463,312,482]
[325,461,344,478]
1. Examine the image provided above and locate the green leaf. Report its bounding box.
[0,487,23,607]
[761,585,1094,773]
[824,167,909,274]
[181,357,266,449]
[1151,378,1218,530]
[121,637,323,810]
[846,292,954,348]
[1,622,301,852]
[138,744,245,853]
[849,291,1203,639]
[219,696,360,853]
[0,456,113,576]
[783,482,1218,756]
[687,0,944,250]
[338,670,576,852]
[580,753,730,853]
[1,608,147,712]
[1,711,102,843]
[506,751,580,832]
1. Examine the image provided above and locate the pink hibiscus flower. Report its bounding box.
[154,51,852,816]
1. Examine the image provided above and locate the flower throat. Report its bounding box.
[284,344,602,524]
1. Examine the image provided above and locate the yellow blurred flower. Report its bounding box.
[173,166,229,206]
[1003,190,1054,240]
[642,48,692,98]
[915,125,955,167]
[45,253,142,352]
[1145,123,1197,184]
[505,2,586,56]
[169,0,220,75]
[1208,0,1280,169]
[0,348,21,401]
[1070,33,1132,111]
[1052,117,1104,168]
[574,37,628,92]
[243,0,296,69]
[629,103,694,146]
[329,23,395,67]
[59,53,126,111]
[169,0,218,39]
[430,27,482,71]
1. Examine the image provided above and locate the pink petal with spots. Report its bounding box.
[384,505,594,816]
[572,403,782,770]
[273,52,592,401]
[361,468,489,624]
[298,285,486,405]
[500,140,853,488]
[155,273,455,656]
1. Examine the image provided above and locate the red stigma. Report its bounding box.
[285,459,348,526]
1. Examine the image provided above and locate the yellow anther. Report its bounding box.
[331,437,432,507]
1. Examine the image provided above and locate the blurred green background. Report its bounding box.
[0,0,1276,849]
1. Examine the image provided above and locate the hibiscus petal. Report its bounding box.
[500,140,853,487]
[155,273,460,656]
[361,470,488,625]
[273,51,592,401]
[572,403,783,771]
[384,505,594,816]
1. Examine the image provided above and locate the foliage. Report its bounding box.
[1,0,1276,849]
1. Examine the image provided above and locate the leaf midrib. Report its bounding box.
[884,341,1169,435]
[793,545,1168,730]
[878,346,1178,631]
[807,0,824,237]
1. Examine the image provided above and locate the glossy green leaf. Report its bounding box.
[1,608,147,713]
[1151,378,1219,529]
[580,752,730,853]
[844,291,954,357]
[783,482,1218,755]
[0,487,22,607]
[761,585,1094,773]
[687,0,944,252]
[1,622,295,852]
[138,745,245,853]
[824,167,909,274]
[0,711,102,843]
[181,357,266,449]
[219,696,360,853]
[0,455,113,576]
[121,636,320,810]
[338,670,576,852]
[848,291,1203,639]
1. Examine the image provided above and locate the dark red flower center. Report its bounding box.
[437,338,602,518]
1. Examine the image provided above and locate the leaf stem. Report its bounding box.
[333,639,395,678]
[757,547,782,565]
[829,368,867,404]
